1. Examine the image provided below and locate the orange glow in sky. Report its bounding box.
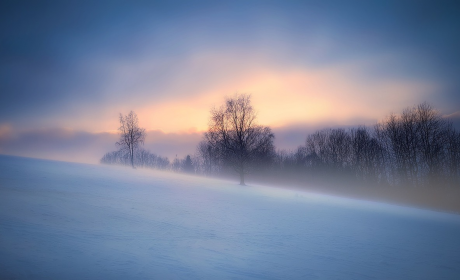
[120,64,435,134]
[1,1,458,165]
[24,51,438,135]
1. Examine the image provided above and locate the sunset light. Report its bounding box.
[1,2,459,163]
[1,2,460,279]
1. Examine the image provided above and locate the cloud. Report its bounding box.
[143,130,203,160]
[1,0,459,166]
[0,122,343,164]
[0,127,116,164]
[0,125,204,164]
[2,105,458,165]
[30,49,435,136]
[2,0,459,133]
[124,53,438,133]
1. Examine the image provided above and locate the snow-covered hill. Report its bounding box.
[1,155,460,279]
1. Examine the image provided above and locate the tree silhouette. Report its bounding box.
[183,155,194,173]
[116,111,146,168]
[204,93,274,185]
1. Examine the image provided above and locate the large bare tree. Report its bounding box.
[116,111,146,168]
[205,93,274,185]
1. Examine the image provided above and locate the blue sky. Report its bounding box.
[1,0,459,163]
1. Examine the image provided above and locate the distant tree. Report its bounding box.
[373,102,457,187]
[182,155,194,173]
[172,157,181,172]
[415,102,448,184]
[350,126,384,183]
[197,140,221,175]
[116,111,146,168]
[445,124,460,186]
[100,148,171,170]
[204,93,275,185]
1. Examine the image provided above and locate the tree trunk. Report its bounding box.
[239,172,245,186]
[131,149,135,169]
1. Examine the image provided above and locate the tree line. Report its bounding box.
[267,103,459,188]
[101,95,459,188]
[100,148,170,170]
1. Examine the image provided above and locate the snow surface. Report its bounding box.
[1,155,460,280]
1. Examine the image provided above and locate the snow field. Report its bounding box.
[1,155,460,279]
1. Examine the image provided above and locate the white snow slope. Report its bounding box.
[1,155,460,280]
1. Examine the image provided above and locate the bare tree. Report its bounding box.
[204,93,275,185]
[373,102,456,187]
[197,140,221,175]
[445,124,460,186]
[116,111,146,168]
[415,102,448,185]
[100,148,170,170]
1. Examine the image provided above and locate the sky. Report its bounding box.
[1,0,460,164]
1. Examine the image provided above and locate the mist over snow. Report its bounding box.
[0,125,347,164]
[1,155,460,279]
[0,128,203,164]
